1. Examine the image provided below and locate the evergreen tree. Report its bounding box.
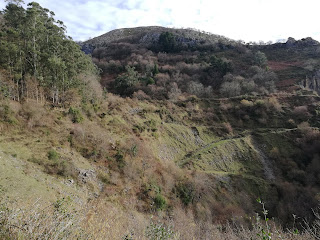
[158,32,176,53]
[0,1,99,103]
[114,65,139,95]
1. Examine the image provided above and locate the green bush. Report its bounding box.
[97,170,110,184]
[0,105,18,124]
[153,64,159,75]
[48,149,59,161]
[254,51,268,68]
[154,194,167,210]
[115,150,126,169]
[114,65,139,95]
[145,119,157,128]
[176,182,195,205]
[45,158,75,177]
[143,77,155,85]
[133,124,145,134]
[255,99,265,107]
[68,107,83,123]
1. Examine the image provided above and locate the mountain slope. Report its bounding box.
[83,26,234,48]
[1,92,319,239]
[0,7,320,237]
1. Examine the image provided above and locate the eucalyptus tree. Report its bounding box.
[0,1,100,103]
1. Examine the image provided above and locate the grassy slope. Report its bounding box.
[0,92,319,238]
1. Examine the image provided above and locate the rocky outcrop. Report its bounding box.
[78,169,96,183]
[300,70,320,94]
[286,37,296,47]
[80,43,95,54]
[286,37,319,48]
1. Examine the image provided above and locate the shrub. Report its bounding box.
[255,99,265,107]
[240,99,254,107]
[28,157,42,165]
[114,65,139,95]
[210,55,233,76]
[253,51,268,68]
[97,171,110,184]
[154,194,167,210]
[142,77,155,85]
[220,102,233,111]
[269,147,280,159]
[297,121,311,132]
[115,150,126,169]
[250,67,277,93]
[267,97,282,112]
[46,159,69,176]
[145,119,157,131]
[48,149,59,161]
[133,124,145,134]
[220,81,241,97]
[68,107,84,123]
[288,119,296,127]
[187,81,212,97]
[223,122,233,135]
[132,90,151,100]
[0,105,17,124]
[303,207,320,240]
[293,106,309,117]
[175,182,195,206]
[153,63,159,75]
[46,150,76,176]
[154,73,170,86]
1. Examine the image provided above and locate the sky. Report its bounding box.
[1,0,320,43]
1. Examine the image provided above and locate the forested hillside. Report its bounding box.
[83,27,277,99]
[0,2,320,240]
[0,1,101,104]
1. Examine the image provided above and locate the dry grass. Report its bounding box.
[1,198,318,240]
[0,198,87,240]
[0,94,320,239]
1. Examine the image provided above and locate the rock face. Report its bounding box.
[286,37,296,46]
[286,37,319,48]
[139,32,161,44]
[300,70,320,94]
[78,169,96,183]
[80,43,95,54]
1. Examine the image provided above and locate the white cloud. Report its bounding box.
[0,0,320,42]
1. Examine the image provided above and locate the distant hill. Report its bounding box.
[80,26,320,98]
[82,26,235,49]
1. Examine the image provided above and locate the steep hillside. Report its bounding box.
[256,37,320,93]
[1,92,320,238]
[83,27,320,101]
[0,2,320,238]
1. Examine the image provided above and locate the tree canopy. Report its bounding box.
[0,1,99,103]
[158,31,177,53]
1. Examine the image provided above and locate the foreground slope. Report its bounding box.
[0,91,319,238]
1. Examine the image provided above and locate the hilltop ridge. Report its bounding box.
[81,26,236,54]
